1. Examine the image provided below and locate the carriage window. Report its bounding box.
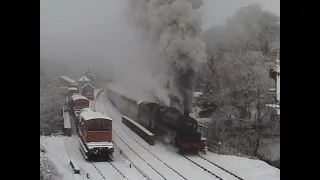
[87,119,111,131]
[101,121,111,131]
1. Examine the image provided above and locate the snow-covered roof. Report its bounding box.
[87,72,95,77]
[53,76,76,84]
[80,109,112,121]
[193,92,203,98]
[82,83,95,89]
[136,100,158,105]
[266,104,280,115]
[71,94,89,101]
[68,87,78,91]
[78,76,90,82]
[80,108,91,112]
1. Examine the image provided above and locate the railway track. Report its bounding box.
[197,155,244,180]
[79,146,127,179]
[91,161,126,180]
[97,92,227,180]
[101,89,245,180]
[96,96,187,180]
[182,155,245,180]
[182,155,223,180]
[66,102,126,180]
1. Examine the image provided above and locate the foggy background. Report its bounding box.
[40,0,280,80]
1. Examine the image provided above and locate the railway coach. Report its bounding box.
[78,108,114,160]
[69,94,90,118]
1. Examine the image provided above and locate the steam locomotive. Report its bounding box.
[107,83,206,154]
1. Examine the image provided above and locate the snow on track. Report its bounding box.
[97,91,221,180]
[196,155,244,180]
[148,144,221,180]
[92,162,125,180]
[96,99,186,180]
[199,153,280,180]
[183,155,239,180]
[68,117,146,180]
[111,128,163,180]
[98,89,280,180]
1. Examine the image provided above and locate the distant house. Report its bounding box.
[52,76,76,88]
[81,83,95,100]
[78,76,90,82]
[69,82,79,89]
[78,76,90,87]
[84,70,95,81]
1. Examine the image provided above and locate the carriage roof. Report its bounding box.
[71,94,89,101]
[80,109,112,121]
[68,87,78,91]
[137,100,158,106]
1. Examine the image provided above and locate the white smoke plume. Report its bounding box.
[128,0,207,113]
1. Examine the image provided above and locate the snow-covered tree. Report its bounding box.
[40,69,65,135]
[199,4,280,156]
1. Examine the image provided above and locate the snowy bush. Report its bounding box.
[40,146,61,180]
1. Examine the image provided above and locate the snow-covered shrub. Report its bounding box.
[40,69,65,135]
[198,4,280,161]
[40,146,61,180]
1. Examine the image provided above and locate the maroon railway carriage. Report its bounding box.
[69,94,90,118]
[78,108,114,160]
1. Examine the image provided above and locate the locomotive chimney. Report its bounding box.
[182,98,190,118]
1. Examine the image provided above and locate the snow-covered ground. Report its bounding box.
[96,95,224,180]
[94,88,103,99]
[41,135,147,180]
[97,89,280,180]
[95,99,189,180]
[40,87,279,180]
[41,136,75,180]
[200,153,280,180]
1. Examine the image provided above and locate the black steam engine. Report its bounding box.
[107,83,206,154]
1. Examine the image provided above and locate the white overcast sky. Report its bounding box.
[40,0,280,68]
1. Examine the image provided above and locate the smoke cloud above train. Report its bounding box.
[127,0,207,113]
